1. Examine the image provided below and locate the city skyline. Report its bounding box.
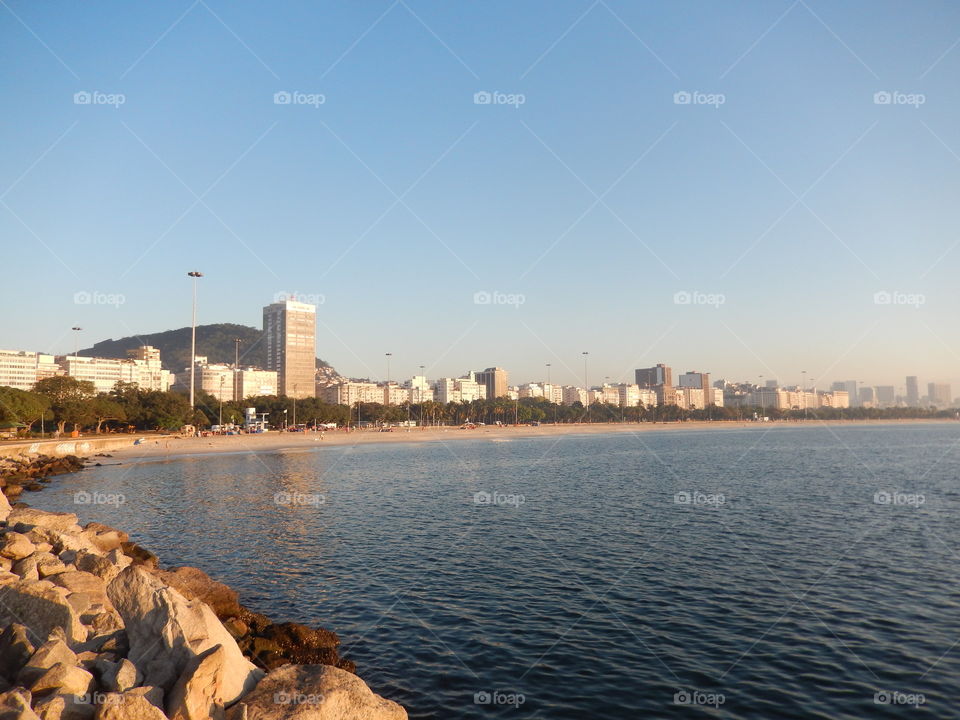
[4,2,960,390]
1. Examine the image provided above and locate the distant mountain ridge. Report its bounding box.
[78,323,335,375]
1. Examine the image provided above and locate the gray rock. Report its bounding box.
[17,638,77,687]
[0,687,40,720]
[0,623,35,683]
[0,532,37,561]
[225,664,407,720]
[32,694,96,720]
[101,659,139,694]
[95,692,167,720]
[106,568,261,704]
[0,580,87,647]
[29,663,94,698]
[12,555,40,582]
[7,510,79,533]
[74,555,119,584]
[166,645,225,720]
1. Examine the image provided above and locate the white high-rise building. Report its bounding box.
[263,299,316,399]
[58,346,173,394]
[0,350,59,390]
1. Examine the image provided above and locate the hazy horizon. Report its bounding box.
[3,1,959,390]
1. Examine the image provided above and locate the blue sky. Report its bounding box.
[2,0,959,392]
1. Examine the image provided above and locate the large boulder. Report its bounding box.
[147,568,241,620]
[29,663,94,698]
[0,624,35,683]
[166,645,225,720]
[49,572,111,609]
[0,580,86,647]
[17,637,77,686]
[0,688,40,720]
[106,568,261,704]
[7,510,79,534]
[0,490,11,522]
[81,525,128,554]
[95,692,167,720]
[0,532,37,561]
[32,694,95,720]
[225,665,407,720]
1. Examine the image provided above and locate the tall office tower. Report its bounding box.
[263,299,316,399]
[875,386,895,408]
[928,383,952,408]
[635,364,672,388]
[858,386,876,407]
[678,371,712,400]
[474,367,509,399]
[832,380,858,407]
[905,376,919,406]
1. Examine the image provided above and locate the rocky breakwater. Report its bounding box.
[0,493,407,720]
[0,456,86,501]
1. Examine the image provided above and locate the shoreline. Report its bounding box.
[98,417,958,465]
[0,481,408,718]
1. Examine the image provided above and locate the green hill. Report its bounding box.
[79,324,331,372]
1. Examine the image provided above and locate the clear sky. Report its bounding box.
[2,1,959,392]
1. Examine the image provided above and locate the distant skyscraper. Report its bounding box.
[474,367,508,399]
[928,383,952,408]
[875,386,895,408]
[263,299,316,399]
[858,386,876,407]
[833,380,859,407]
[906,376,919,406]
[635,364,672,388]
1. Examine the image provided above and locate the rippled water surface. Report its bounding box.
[31,424,960,718]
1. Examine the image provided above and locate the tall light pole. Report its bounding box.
[187,271,203,408]
[802,370,808,418]
[293,384,298,428]
[418,364,425,426]
[218,376,224,428]
[582,351,590,423]
[385,353,392,383]
[71,327,83,357]
[234,337,241,402]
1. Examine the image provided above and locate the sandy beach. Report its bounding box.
[100,418,957,464]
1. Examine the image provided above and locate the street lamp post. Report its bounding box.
[802,370,807,419]
[293,384,298,428]
[582,352,589,422]
[71,327,83,357]
[187,271,203,408]
[385,353,392,383]
[234,338,241,402]
[218,376,224,428]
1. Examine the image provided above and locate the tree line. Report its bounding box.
[0,377,956,436]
